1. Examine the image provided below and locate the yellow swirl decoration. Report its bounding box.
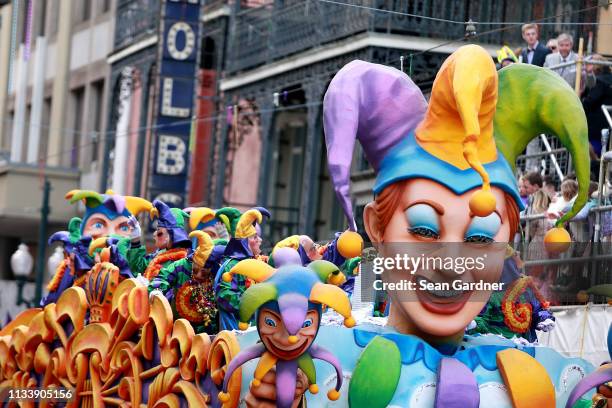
[0,264,238,406]
[501,275,552,334]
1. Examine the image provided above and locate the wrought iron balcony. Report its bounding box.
[227,0,599,74]
[114,0,161,50]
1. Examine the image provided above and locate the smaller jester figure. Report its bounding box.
[149,230,225,334]
[43,190,151,305]
[126,199,191,280]
[214,206,270,330]
[185,206,230,242]
[218,259,355,408]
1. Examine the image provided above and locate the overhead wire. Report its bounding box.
[3,2,604,165]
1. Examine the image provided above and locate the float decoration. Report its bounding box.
[0,263,243,407]
[218,260,354,408]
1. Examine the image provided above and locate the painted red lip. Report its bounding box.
[415,277,472,315]
[265,339,310,360]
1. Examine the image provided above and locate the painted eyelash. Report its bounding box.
[408,226,440,239]
[464,234,494,243]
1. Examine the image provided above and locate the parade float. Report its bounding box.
[0,44,611,407]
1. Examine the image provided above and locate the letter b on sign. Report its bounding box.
[157,135,186,175]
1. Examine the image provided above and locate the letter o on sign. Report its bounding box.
[167,22,195,60]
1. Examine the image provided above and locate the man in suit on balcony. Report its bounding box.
[520,23,551,67]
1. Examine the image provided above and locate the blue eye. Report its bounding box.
[264,317,276,327]
[465,213,501,243]
[405,204,440,239]
[302,318,313,328]
[120,225,129,232]
[94,222,103,229]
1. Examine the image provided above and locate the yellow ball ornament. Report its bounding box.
[238,322,249,331]
[309,384,319,394]
[288,335,299,344]
[218,392,230,403]
[327,389,341,401]
[469,189,496,217]
[544,227,571,253]
[337,230,363,258]
[344,316,356,328]
[576,290,589,303]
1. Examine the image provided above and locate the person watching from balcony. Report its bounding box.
[544,33,585,92]
[496,45,518,69]
[520,23,550,66]
[582,54,612,160]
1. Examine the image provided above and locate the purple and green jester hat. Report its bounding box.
[150,199,191,248]
[65,189,153,236]
[216,206,271,259]
[218,259,355,408]
[324,44,590,245]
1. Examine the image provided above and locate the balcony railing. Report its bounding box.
[114,0,160,50]
[227,0,599,74]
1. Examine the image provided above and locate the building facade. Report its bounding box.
[207,0,602,245]
[0,0,115,312]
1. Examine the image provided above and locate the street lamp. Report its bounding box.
[47,246,64,283]
[10,243,34,307]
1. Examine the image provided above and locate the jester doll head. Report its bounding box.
[184,206,229,241]
[65,190,153,239]
[150,200,191,250]
[188,231,225,282]
[324,45,589,339]
[217,207,270,259]
[219,260,354,406]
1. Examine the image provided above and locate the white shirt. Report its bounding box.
[526,41,539,64]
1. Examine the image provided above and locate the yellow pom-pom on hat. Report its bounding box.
[544,227,571,253]
[309,384,319,394]
[327,389,341,401]
[238,321,249,331]
[415,45,499,217]
[218,392,230,403]
[337,230,363,258]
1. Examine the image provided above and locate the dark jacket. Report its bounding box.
[521,42,551,67]
[582,71,612,156]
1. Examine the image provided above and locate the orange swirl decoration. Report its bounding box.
[144,248,189,280]
[501,276,533,333]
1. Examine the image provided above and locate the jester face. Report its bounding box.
[83,214,131,239]
[191,263,213,283]
[258,306,320,361]
[365,178,510,337]
[154,227,171,250]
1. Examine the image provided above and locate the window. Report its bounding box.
[70,87,85,168]
[47,0,58,36]
[90,80,105,163]
[40,97,52,163]
[73,0,90,25]
[36,0,47,36]
[101,0,111,14]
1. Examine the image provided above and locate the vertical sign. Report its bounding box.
[148,0,200,207]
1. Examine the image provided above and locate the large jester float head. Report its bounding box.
[324,45,590,339]
[65,189,153,239]
[219,260,354,408]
